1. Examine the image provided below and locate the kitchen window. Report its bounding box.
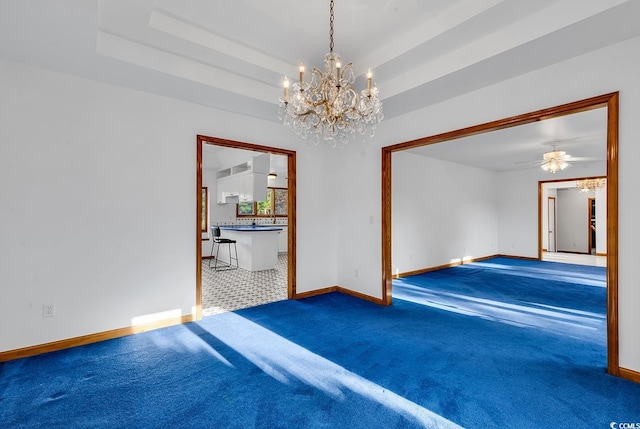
[237,187,287,217]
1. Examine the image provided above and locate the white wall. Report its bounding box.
[556,188,592,253]
[334,36,640,372]
[0,58,336,352]
[392,152,498,274]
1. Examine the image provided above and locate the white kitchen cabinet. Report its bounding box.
[216,176,240,203]
[252,153,270,174]
[277,227,288,253]
[236,172,268,202]
[216,154,269,204]
[216,178,228,203]
[251,173,268,202]
[238,174,251,202]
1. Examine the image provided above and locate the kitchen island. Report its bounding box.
[217,225,284,271]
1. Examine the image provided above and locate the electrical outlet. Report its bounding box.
[43,304,55,318]
[354,269,359,278]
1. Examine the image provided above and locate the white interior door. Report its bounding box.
[548,197,556,252]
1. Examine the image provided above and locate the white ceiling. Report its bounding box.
[1,0,637,171]
[202,144,288,178]
[406,107,608,172]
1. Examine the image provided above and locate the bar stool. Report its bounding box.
[209,226,239,271]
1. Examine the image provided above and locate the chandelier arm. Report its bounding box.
[346,87,358,109]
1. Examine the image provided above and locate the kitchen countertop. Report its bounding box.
[218,225,285,232]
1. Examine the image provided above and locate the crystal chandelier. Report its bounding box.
[277,0,383,146]
[540,150,569,173]
[576,178,606,192]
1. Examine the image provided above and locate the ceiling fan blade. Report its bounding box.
[565,156,602,162]
[541,133,605,146]
[514,159,545,165]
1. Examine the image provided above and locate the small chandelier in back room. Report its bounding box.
[576,178,606,192]
[277,0,383,147]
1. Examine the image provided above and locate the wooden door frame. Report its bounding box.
[196,135,297,319]
[381,92,620,376]
[588,197,596,255]
[547,196,556,253]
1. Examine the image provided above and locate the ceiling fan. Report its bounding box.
[515,139,601,173]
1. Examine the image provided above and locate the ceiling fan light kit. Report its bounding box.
[277,0,383,146]
[541,149,570,173]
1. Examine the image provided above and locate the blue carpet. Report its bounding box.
[1,257,639,428]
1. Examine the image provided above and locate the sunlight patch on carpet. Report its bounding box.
[200,312,463,429]
[394,282,604,342]
[147,325,235,367]
[465,262,606,287]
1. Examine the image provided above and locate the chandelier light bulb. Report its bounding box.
[283,77,290,102]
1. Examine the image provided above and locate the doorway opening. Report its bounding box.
[381,92,620,376]
[539,176,607,268]
[196,135,297,319]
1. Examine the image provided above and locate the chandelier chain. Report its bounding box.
[329,0,334,52]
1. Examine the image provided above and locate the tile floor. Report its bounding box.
[201,253,288,316]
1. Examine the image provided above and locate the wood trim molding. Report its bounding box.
[497,254,539,261]
[287,152,297,299]
[606,92,620,376]
[393,264,457,279]
[381,92,620,377]
[196,137,203,320]
[335,287,386,305]
[538,182,543,260]
[596,253,607,257]
[619,367,640,384]
[393,255,501,279]
[539,174,607,185]
[293,285,385,305]
[384,93,617,153]
[588,197,595,255]
[0,314,196,362]
[381,147,392,305]
[293,286,338,300]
